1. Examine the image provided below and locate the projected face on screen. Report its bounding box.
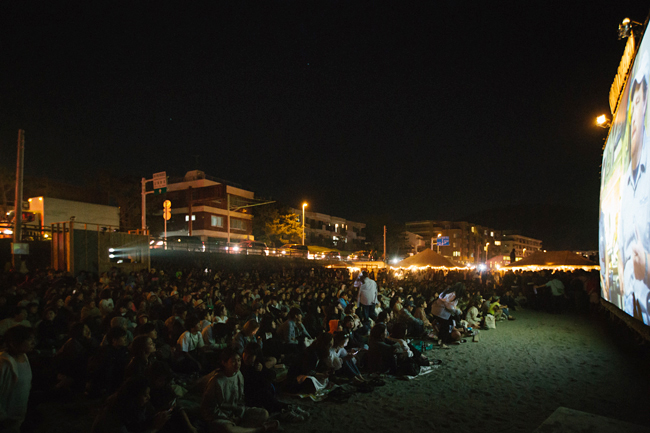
[600,42,650,325]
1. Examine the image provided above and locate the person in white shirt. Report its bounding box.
[177,317,205,373]
[357,271,378,321]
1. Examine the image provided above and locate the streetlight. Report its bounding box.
[485,242,490,262]
[596,115,611,128]
[302,203,308,245]
[437,233,441,254]
[523,247,526,258]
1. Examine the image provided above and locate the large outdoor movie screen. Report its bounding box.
[600,30,650,326]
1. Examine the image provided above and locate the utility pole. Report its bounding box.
[141,177,147,232]
[383,225,386,263]
[12,130,25,268]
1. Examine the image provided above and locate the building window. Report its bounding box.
[211,215,223,227]
[471,227,475,233]
[231,219,245,230]
[490,231,494,237]
[494,240,501,246]
[185,215,196,222]
[453,251,460,257]
[453,242,456,248]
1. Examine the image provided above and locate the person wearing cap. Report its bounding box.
[357,271,378,321]
[619,52,650,323]
[396,300,424,337]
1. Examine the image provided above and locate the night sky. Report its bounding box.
[1,1,649,248]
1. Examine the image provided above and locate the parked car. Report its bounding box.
[320,251,341,260]
[281,243,309,258]
[233,240,269,255]
[348,250,372,261]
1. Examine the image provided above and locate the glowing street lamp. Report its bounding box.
[302,203,308,245]
[485,242,490,262]
[596,115,611,128]
[437,233,441,254]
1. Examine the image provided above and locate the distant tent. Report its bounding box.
[394,248,462,269]
[503,250,599,271]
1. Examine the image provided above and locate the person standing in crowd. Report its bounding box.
[536,277,567,314]
[0,326,35,433]
[357,271,378,321]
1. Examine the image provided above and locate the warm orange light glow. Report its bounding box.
[302,202,308,208]
[596,115,609,126]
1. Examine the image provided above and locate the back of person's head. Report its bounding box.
[242,319,260,336]
[391,322,408,339]
[146,360,172,386]
[242,342,263,361]
[69,322,87,340]
[4,325,34,351]
[106,326,127,345]
[137,322,156,336]
[369,323,387,341]
[212,323,232,340]
[111,316,128,329]
[288,307,302,320]
[332,331,350,347]
[220,347,239,366]
[344,304,356,315]
[342,315,354,327]
[185,316,200,331]
[311,332,333,356]
[12,306,27,319]
[376,311,388,323]
[112,375,150,410]
[172,304,185,316]
[129,335,151,358]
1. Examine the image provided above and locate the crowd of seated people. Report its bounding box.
[0,263,599,432]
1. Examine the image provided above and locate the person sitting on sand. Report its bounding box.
[124,335,157,379]
[232,320,261,356]
[366,323,398,375]
[430,283,465,344]
[201,348,280,433]
[327,331,364,380]
[395,300,424,337]
[465,297,483,328]
[285,333,332,394]
[241,343,307,422]
[91,375,171,433]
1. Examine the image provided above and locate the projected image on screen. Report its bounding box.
[600,35,650,325]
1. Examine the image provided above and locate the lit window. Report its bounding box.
[453,242,456,248]
[490,231,494,237]
[231,219,245,230]
[185,215,196,221]
[211,215,223,227]
[471,227,475,233]
[494,240,501,246]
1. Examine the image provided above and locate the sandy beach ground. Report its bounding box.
[31,308,650,433]
[282,309,650,433]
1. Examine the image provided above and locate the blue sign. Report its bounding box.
[437,236,449,246]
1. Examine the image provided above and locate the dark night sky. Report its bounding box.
[1,1,649,248]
